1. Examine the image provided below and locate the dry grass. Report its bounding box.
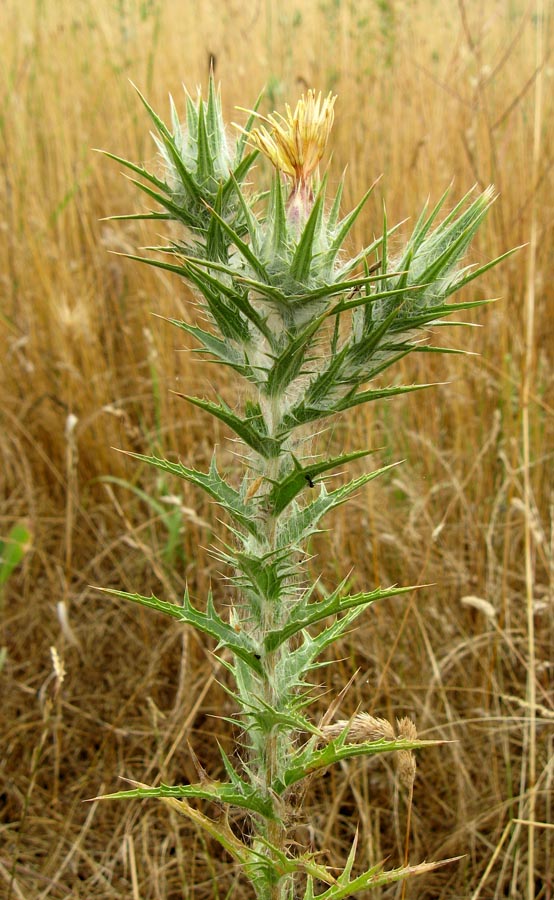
[1,1,553,898]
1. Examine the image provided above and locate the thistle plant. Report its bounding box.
[96,80,513,899]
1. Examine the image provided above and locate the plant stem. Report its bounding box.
[250,413,293,900]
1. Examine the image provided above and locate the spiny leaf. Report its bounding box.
[264,582,414,652]
[290,187,325,283]
[326,175,344,234]
[196,99,216,185]
[265,312,328,397]
[229,173,262,257]
[120,449,262,537]
[95,778,276,818]
[268,448,376,515]
[183,259,275,345]
[123,177,198,227]
[333,382,439,413]
[103,212,172,222]
[408,182,452,250]
[177,394,282,458]
[95,149,169,192]
[335,220,405,279]
[323,180,379,272]
[340,830,358,883]
[97,586,263,675]
[388,297,496,334]
[232,548,291,604]
[342,302,404,374]
[166,317,255,377]
[132,83,204,206]
[275,463,401,549]
[277,734,437,790]
[234,87,264,161]
[202,202,270,283]
[417,216,486,287]
[225,149,259,198]
[300,344,350,409]
[332,281,423,315]
[238,695,322,738]
[205,183,227,261]
[264,173,287,261]
[444,244,522,295]
[303,857,460,900]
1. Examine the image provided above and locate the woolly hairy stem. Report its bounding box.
[260,457,289,897]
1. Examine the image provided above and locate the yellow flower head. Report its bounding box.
[247,90,336,188]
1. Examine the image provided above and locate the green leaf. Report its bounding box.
[0,522,32,588]
[278,733,435,791]
[264,173,287,261]
[95,149,169,192]
[178,394,282,458]
[326,176,344,234]
[301,856,454,900]
[290,187,325,283]
[417,218,483,286]
[264,581,413,652]
[103,212,173,222]
[440,182,482,228]
[166,318,256,378]
[381,202,388,283]
[336,220,405,279]
[187,270,252,344]
[342,302,404,375]
[205,183,227,261]
[232,546,292,604]
[226,149,259,194]
[196,99,215,185]
[323,180,378,273]
[268,448,376,515]
[234,87,264,162]
[333,382,437,413]
[206,75,223,158]
[202,202,270,283]
[98,586,263,675]
[121,449,263,537]
[184,88,199,139]
[340,830,358,882]
[408,183,452,250]
[238,694,322,738]
[388,297,495,334]
[113,252,253,345]
[265,312,327,397]
[444,244,522,295]
[276,463,401,549]
[96,777,276,818]
[229,173,262,257]
[132,84,204,207]
[123,177,198,228]
[234,270,402,313]
[333,282,422,315]
[299,344,350,409]
[411,188,495,291]
[183,260,274,345]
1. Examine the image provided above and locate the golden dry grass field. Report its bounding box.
[1,1,553,898]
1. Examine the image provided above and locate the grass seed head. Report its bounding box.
[396,716,418,790]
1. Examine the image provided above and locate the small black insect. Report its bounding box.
[305,474,315,488]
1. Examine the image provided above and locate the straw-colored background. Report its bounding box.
[1,1,553,897]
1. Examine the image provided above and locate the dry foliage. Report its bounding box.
[1,1,553,898]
